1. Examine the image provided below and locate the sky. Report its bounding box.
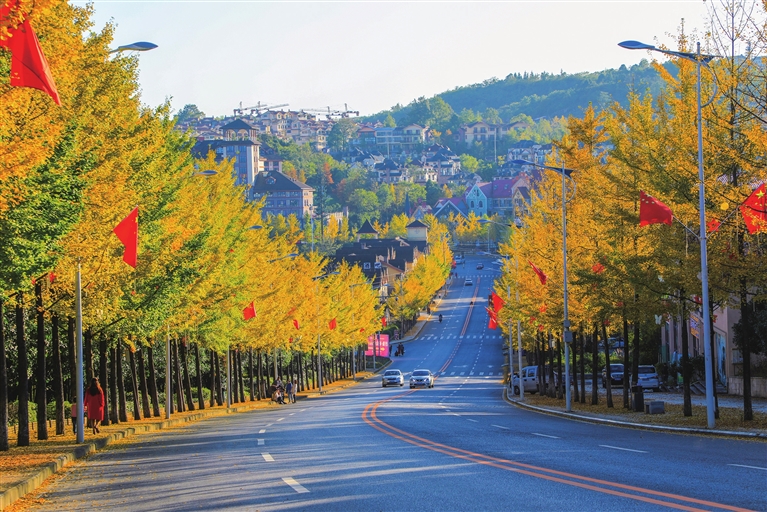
[81,0,711,118]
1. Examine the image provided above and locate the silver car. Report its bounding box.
[636,365,660,392]
[410,369,434,388]
[382,369,404,387]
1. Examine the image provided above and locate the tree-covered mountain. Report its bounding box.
[366,59,673,126]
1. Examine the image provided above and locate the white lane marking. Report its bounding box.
[300,409,306,412]
[257,439,265,446]
[289,413,296,416]
[532,433,560,439]
[450,372,455,376]
[728,464,767,471]
[467,418,479,422]
[492,425,510,430]
[599,445,647,453]
[259,429,266,434]
[262,453,275,462]
[460,372,465,376]
[266,423,273,427]
[277,418,285,422]
[283,477,310,493]
[479,372,484,376]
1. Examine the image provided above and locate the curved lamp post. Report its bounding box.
[619,39,718,429]
[511,159,576,412]
[110,41,158,53]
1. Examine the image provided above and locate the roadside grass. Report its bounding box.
[519,393,767,433]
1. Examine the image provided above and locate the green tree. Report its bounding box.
[175,104,205,124]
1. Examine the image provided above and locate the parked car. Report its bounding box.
[382,369,404,387]
[410,369,434,388]
[510,366,539,395]
[454,256,465,264]
[476,263,484,270]
[465,279,473,286]
[602,364,625,388]
[636,365,660,391]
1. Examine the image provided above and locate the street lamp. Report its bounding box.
[314,271,339,393]
[479,218,525,401]
[619,39,718,429]
[510,158,576,412]
[110,41,158,53]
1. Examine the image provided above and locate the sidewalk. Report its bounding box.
[0,374,370,511]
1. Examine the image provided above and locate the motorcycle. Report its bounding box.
[438,314,443,323]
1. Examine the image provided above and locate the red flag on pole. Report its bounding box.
[328,318,337,330]
[528,261,548,285]
[491,291,505,313]
[485,307,498,330]
[639,191,673,227]
[293,319,300,330]
[740,183,767,234]
[48,272,55,283]
[113,207,138,268]
[0,16,61,105]
[243,302,256,321]
[381,317,387,327]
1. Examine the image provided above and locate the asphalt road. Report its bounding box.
[27,255,767,511]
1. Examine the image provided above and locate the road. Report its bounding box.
[27,254,767,511]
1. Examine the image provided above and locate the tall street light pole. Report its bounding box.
[619,40,718,429]
[510,159,576,412]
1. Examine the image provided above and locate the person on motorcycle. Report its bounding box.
[439,314,443,322]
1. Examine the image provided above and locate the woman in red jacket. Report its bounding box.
[85,377,105,434]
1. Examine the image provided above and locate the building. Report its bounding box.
[191,119,264,189]
[251,170,314,222]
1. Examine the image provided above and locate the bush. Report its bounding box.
[8,401,37,425]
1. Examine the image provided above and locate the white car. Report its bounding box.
[410,369,434,388]
[510,366,539,395]
[382,369,404,387]
[636,365,660,392]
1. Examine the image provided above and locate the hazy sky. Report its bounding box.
[81,1,710,118]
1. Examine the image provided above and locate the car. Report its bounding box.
[465,279,473,286]
[636,365,660,391]
[510,366,539,395]
[454,256,465,264]
[410,369,434,388]
[382,369,404,387]
[476,263,484,270]
[601,364,625,388]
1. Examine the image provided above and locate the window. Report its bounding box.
[479,201,483,208]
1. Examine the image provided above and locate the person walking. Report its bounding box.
[85,377,105,435]
[285,380,293,405]
[70,401,79,434]
[289,379,297,403]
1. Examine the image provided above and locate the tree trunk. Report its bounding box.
[708,296,719,420]
[16,299,29,447]
[84,328,93,381]
[622,315,630,409]
[631,321,640,387]
[51,315,65,436]
[35,282,47,440]
[136,346,152,418]
[194,343,204,410]
[128,346,141,420]
[579,330,586,404]
[146,344,161,417]
[109,345,119,424]
[98,335,110,427]
[67,318,76,402]
[237,350,245,403]
[0,300,9,451]
[681,295,692,417]
[209,349,216,407]
[740,285,753,421]
[311,350,317,390]
[603,323,613,408]
[173,340,185,413]
[556,335,563,400]
[591,323,599,405]
[181,341,195,411]
[248,348,255,401]
[297,352,304,392]
[116,340,128,423]
[214,352,223,406]
[230,349,238,404]
[257,350,263,400]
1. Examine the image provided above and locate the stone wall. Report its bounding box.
[728,377,767,398]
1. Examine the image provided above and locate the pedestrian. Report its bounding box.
[285,380,293,405]
[290,379,297,403]
[70,401,78,434]
[85,377,105,435]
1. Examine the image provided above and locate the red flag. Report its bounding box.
[591,263,605,274]
[485,307,498,330]
[48,272,55,283]
[328,318,337,330]
[740,183,767,234]
[0,18,60,105]
[359,328,365,333]
[639,191,673,227]
[243,301,256,321]
[381,317,387,327]
[528,261,547,285]
[491,291,505,313]
[293,319,300,330]
[113,208,138,268]
[707,217,721,234]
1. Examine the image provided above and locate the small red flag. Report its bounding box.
[243,301,256,321]
[359,328,365,332]
[328,318,337,330]
[591,263,605,274]
[740,183,767,234]
[528,261,547,285]
[485,307,498,330]
[639,191,673,227]
[0,18,61,105]
[707,217,721,234]
[113,207,138,268]
[490,291,505,313]
[381,317,387,327]
[48,272,55,283]
[293,319,300,330]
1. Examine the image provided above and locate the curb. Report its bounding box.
[502,388,767,440]
[0,401,278,511]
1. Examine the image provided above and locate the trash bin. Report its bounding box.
[631,385,644,412]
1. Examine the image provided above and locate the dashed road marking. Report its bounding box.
[259,429,266,434]
[600,445,647,453]
[257,439,265,445]
[283,477,310,493]
[492,425,510,430]
[728,464,767,471]
[277,418,285,421]
[532,433,560,439]
[262,453,275,462]
[467,418,478,422]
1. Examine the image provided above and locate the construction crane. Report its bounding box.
[233,101,289,117]
[300,104,360,120]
